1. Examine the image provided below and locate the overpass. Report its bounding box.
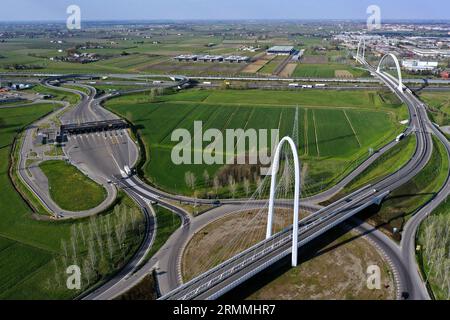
[60,119,128,135]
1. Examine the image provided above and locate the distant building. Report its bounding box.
[197,55,224,62]
[267,46,295,55]
[291,49,305,61]
[402,60,438,71]
[224,55,249,63]
[174,54,248,63]
[410,48,450,58]
[441,70,450,79]
[10,83,32,90]
[174,54,198,62]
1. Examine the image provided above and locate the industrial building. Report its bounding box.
[409,48,450,58]
[291,49,305,61]
[197,55,224,62]
[402,60,439,71]
[174,54,249,63]
[224,55,249,63]
[174,54,198,62]
[267,46,295,55]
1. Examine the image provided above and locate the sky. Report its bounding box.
[0,0,448,22]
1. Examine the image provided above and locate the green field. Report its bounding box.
[0,37,250,75]
[293,63,369,78]
[0,104,144,299]
[39,160,107,211]
[105,89,405,197]
[259,56,285,74]
[28,85,81,106]
[337,135,417,195]
[419,92,450,126]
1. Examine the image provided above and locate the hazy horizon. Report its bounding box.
[0,0,447,22]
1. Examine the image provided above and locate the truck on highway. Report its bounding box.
[288,83,299,88]
[396,133,405,142]
[124,165,132,177]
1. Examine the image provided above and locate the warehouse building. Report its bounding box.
[267,45,295,55]
[224,55,249,63]
[174,54,198,62]
[174,54,248,63]
[197,55,224,62]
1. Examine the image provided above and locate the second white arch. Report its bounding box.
[377,53,404,91]
[266,136,301,267]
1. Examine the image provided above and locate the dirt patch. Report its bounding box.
[182,209,296,281]
[335,70,354,78]
[242,54,274,74]
[279,63,298,77]
[182,210,395,300]
[302,55,328,64]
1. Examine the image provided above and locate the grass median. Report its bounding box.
[39,160,107,212]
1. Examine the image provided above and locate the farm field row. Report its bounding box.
[105,89,404,196]
[109,88,403,110]
[293,63,370,78]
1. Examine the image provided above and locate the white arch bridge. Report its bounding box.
[160,136,389,300]
[355,37,404,91]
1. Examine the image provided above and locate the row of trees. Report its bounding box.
[419,213,450,300]
[48,202,145,293]
[185,169,263,199]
